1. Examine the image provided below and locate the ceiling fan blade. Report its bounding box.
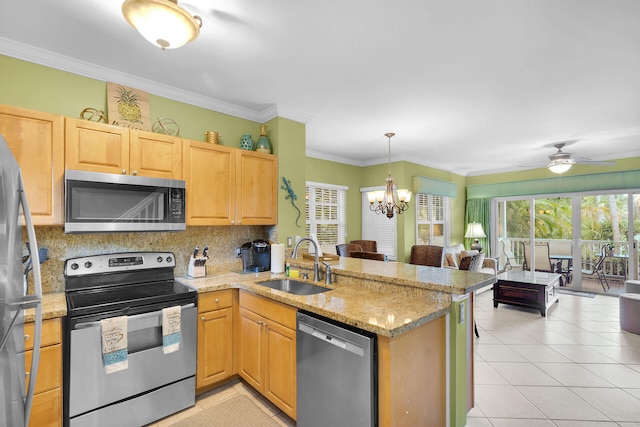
[575,159,617,166]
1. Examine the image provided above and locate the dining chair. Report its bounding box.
[350,251,386,261]
[409,245,444,267]
[336,243,362,257]
[581,245,610,292]
[349,240,377,253]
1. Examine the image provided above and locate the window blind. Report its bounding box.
[306,182,347,254]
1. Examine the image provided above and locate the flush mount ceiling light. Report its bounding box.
[367,133,412,219]
[122,0,202,49]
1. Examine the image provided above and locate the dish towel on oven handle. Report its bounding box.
[162,305,181,354]
[100,316,128,374]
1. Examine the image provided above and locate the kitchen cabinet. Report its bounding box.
[0,105,64,225]
[65,119,182,178]
[182,140,278,226]
[196,290,236,392]
[238,291,296,420]
[24,318,62,427]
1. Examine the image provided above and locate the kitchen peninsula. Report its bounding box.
[181,256,496,427]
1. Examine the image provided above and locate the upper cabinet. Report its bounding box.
[236,150,278,226]
[183,140,277,226]
[65,119,182,179]
[0,105,64,225]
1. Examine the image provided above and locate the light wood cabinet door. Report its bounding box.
[182,140,235,225]
[238,291,296,419]
[238,307,265,392]
[235,150,278,225]
[25,318,62,427]
[130,129,182,179]
[65,118,130,174]
[0,105,64,225]
[264,318,296,419]
[197,306,234,389]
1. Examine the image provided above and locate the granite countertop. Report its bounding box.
[289,256,497,295]
[24,292,67,322]
[179,256,495,338]
[179,271,451,338]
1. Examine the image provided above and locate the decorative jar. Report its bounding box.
[255,125,272,154]
[240,134,254,150]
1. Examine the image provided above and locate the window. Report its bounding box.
[305,182,347,254]
[415,193,450,246]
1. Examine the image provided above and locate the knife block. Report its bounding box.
[187,256,206,278]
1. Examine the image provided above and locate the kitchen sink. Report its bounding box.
[257,279,332,295]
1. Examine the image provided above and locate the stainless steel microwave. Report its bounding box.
[64,170,186,233]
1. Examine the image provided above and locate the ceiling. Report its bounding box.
[1,0,640,176]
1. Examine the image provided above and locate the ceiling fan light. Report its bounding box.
[122,0,202,49]
[548,162,573,174]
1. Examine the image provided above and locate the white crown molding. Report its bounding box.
[0,37,314,125]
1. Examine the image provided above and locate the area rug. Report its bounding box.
[559,288,596,298]
[169,395,280,427]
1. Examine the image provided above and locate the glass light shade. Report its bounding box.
[397,189,412,203]
[122,0,202,49]
[367,192,377,204]
[548,162,573,174]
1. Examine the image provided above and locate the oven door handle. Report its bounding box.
[74,303,195,331]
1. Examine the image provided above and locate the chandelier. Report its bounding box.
[122,0,202,50]
[367,133,412,219]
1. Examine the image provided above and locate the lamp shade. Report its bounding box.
[464,222,486,239]
[548,162,573,174]
[122,0,202,49]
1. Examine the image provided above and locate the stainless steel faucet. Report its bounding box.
[322,261,333,284]
[292,237,320,282]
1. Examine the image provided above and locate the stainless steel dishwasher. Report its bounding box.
[296,311,377,427]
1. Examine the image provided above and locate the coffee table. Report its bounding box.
[493,270,561,316]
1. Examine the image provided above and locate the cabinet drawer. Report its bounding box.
[29,387,62,427]
[198,289,235,312]
[25,343,62,394]
[239,291,297,330]
[24,318,61,350]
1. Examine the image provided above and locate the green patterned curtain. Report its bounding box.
[465,198,491,256]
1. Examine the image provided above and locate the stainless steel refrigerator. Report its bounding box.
[0,134,43,426]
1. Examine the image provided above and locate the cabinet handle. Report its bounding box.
[201,316,205,321]
[24,334,30,341]
[237,220,242,224]
[215,298,220,303]
[231,220,235,224]
[122,169,127,174]
[132,170,138,176]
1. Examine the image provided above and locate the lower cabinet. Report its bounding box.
[196,290,237,391]
[24,318,62,427]
[238,291,296,420]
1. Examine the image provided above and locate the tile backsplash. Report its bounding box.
[24,225,275,293]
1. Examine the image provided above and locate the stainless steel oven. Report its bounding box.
[64,170,186,233]
[63,252,197,427]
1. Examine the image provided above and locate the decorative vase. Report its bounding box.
[255,125,272,154]
[240,134,254,150]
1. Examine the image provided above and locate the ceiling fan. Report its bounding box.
[524,142,616,174]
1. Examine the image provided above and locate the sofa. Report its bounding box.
[442,244,497,276]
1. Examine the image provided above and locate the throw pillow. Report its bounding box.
[444,253,455,267]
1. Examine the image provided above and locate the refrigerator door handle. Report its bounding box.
[19,169,42,427]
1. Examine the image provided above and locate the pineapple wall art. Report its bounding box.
[107,82,152,131]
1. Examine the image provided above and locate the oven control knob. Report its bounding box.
[157,256,163,263]
[71,263,79,270]
[166,256,173,263]
[84,261,92,269]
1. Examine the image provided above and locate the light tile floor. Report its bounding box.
[146,379,296,427]
[149,288,640,427]
[469,289,640,426]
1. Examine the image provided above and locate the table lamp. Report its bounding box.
[465,222,486,251]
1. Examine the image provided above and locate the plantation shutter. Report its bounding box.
[305,182,347,254]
